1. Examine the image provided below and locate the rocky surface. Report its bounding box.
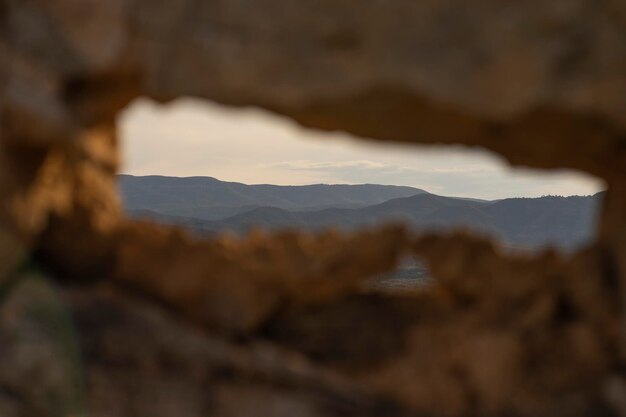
[1,1,626,416]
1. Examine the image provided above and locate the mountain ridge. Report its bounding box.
[121,175,602,250]
[119,174,429,220]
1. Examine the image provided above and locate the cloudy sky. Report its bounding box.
[119,98,604,200]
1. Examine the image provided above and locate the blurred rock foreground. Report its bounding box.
[1,1,626,416]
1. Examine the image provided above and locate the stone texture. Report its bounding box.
[0,270,86,417]
[1,1,626,416]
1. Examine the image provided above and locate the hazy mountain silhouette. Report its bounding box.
[121,175,603,250]
[191,193,601,249]
[120,175,427,220]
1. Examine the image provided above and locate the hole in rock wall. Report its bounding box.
[118,97,605,288]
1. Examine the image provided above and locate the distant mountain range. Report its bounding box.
[120,175,603,250]
[119,175,427,220]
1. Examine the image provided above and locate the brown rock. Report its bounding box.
[1,1,626,416]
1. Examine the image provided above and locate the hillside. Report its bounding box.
[169,193,602,250]
[121,175,603,250]
[119,175,427,220]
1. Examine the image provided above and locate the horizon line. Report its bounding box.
[118,173,605,200]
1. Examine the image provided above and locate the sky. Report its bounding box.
[119,98,604,201]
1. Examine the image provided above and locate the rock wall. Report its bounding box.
[1,1,626,416]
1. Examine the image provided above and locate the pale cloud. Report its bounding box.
[424,166,500,174]
[263,160,392,170]
[118,98,605,200]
